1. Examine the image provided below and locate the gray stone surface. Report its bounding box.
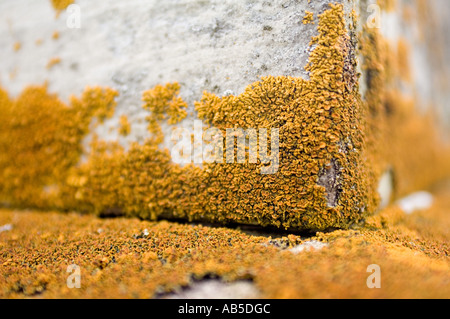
[0,224,13,234]
[160,279,260,299]
[396,191,434,215]
[0,0,355,152]
[289,240,328,254]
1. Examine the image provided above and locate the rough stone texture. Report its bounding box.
[1,1,448,143]
[289,240,328,254]
[160,279,260,299]
[317,159,341,208]
[0,0,356,151]
[396,191,434,215]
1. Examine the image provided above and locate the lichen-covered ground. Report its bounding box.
[1,182,448,299]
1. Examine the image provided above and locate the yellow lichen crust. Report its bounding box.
[379,0,397,11]
[0,86,118,209]
[46,57,61,69]
[142,82,188,143]
[61,4,372,231]
[118,115,131,137]
[360,25,450,199]
[0,181,449,299]
[13,42,21,52]
[303,11,314,24]
[1,2,449,232]
[0,1,450,299]
[0,4,373,230]
[193,4,372,229]
[50,0,74,13]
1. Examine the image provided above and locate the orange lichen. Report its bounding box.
[1,2,449,233]
[46,57,61,70]
[0,85,118,209]
[0,1,449,299]
[359,23,450,199]
[401,3,414,24]
[1,4,375,230]
[52,31,60,40]
[13,42,21,52]
[392,39,412,83]
[302,11,314,24]
[118,115,131,137]
[60,4,373,231]
[378,0,397,12]
[0,180,449,299]
[50,0,74,14]
[142,82,188,143]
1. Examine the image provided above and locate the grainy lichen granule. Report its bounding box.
[49,0,74,14]
[1,3,450,232]
[0,181,449,298]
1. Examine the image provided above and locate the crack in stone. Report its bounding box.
[318,159,341,207]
